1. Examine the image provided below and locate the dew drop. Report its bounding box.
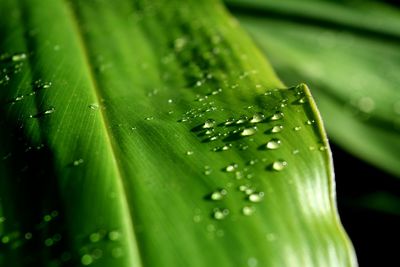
[270,112,284,121]
[81,254,93,266]
[31,107,56,118]
[112,247,124,258]
[248,257,258,267]
[210,189,227,201]
[271,160,287,171]
[241,127,257,136]
[319,145,327,151]
[224,118,235,126]
[145,116,154,121]
[305,120,315,125]
[89,103,99,110]
[73,159,84,166]
[225,163,238,172]
[25,232,32,240]
[11,52,27,62]
[1,236,10,244]
[358,96,375,113]
[250,112,265,123]
[247,159,257,165]
[242,205,255,216]
[44,238,54,247]
[43,214,52,222]
[205,129,214,135]
[213,208,229,220]
[193,214,202,223]
[293,126,301,131]
[297,96,307,104]
[270,125,283,133]
[203,166,212,175]
[221,144,232,151]
[108,231,120,241]
[236,115,248,124]
[248,192,264,203]
[186,151,194,156]
[235,171,244,180]
[203,119,215,129]
[266,139,281,150]
[89,232,101,243]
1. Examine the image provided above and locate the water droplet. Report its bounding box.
[224,118,235,126]
[247,159,258,165]
[108,231,120,241]
[203,166,212,175]
[89,103,99,110]
[266,139,281,150]
[248,192,264,203]
[203,119,215,129]
[245,188,255,195]
[241,127,257,136]
[186,151,194,156]
[293,126,301,131]
[145,116,154,121]
[41,82,52,89]
[305,120,315,125]
[297,96,307,104]
[292,149,300,155]
[73,159,84,166]
[112,247,124,258]
[270,125,283,133]
[174,37,187,51]
[193,214,202,223]
[236,115,248,124]
[11,53,27,62]
[248,257,258,267]
[242,205,255,216]
[9,95,24,104]
[270,112,284,121]
[24,232,32,240]
[271,160,287,171]
[81,254,93,265]
[210,189,227,201]
[31,107,56,118]
[238,144,249,150]
[43,214,52,222]
[221,144,232,151]
[250,113,265,123]
[225,163,238,172]
[235,171,244,180]
[213,208,229,220]
[44,238,54,247]
[89,232,101,243]
[319,145,327,151]
[358,96,375,113]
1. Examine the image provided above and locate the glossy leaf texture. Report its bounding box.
[227,0,400,177]
[0,0,356,266]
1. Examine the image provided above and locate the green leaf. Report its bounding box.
[0,0,355,266]
[227,0,400,177]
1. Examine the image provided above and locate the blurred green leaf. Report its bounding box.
[0,0,355,266]
[227,0,400,177]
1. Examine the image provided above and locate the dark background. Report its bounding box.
[332,143,400,267]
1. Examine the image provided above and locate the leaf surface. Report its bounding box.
[0,0,355,266]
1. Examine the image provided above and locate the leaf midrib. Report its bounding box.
[62,1,144,266]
